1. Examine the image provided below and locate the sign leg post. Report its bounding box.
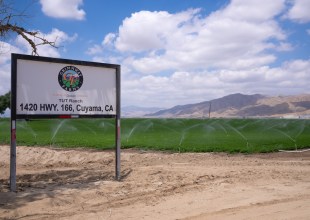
[115,66,121,181]
[116,118,121,180]
[10,119,16,192]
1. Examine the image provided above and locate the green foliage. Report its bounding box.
[0,118,115,149]
[0,91,10,115]
[121,118,310,153]
[0,118,309,153]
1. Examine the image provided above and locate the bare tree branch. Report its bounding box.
[0,0,57,55]
[0,23,57,55]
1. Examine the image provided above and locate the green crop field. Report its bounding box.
[0,118,309,153]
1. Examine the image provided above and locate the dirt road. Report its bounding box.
[1,145,310,219]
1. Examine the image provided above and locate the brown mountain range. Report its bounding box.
[146,93,310,118]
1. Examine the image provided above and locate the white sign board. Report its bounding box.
[10,54,121,192]
[13,55,120,117]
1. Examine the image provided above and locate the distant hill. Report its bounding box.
[146,93,310,118]
[122,106,163,117]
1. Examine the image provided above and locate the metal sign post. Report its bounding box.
[10,119,16,192]
[115,66,121,180]
[10,56,17,192]
[10,53,121,191]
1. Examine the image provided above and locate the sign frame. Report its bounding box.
[10,53,121,191]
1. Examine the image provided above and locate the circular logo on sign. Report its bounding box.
[58,66,83,92]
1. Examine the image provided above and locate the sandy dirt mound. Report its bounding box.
[1,145,310,219]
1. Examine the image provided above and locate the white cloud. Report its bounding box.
[276,42,294,51]
[0,62,11,95]
[103,33,117,46]
[122,59,310,107]
[87,33,118,55]
[113,1,287,74]
[40,0,85,20]
[0,42,23,64]
[15,28,77,57]
[115,9,203,53]
[86,44,103,55]
[87,0,309,108]
[0,42,24,95]
[286,0,310,23]
[218,0,286,22]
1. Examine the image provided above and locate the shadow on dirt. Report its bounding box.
[0,168,132,211]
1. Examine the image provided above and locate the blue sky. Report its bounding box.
[1,0,310,108]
